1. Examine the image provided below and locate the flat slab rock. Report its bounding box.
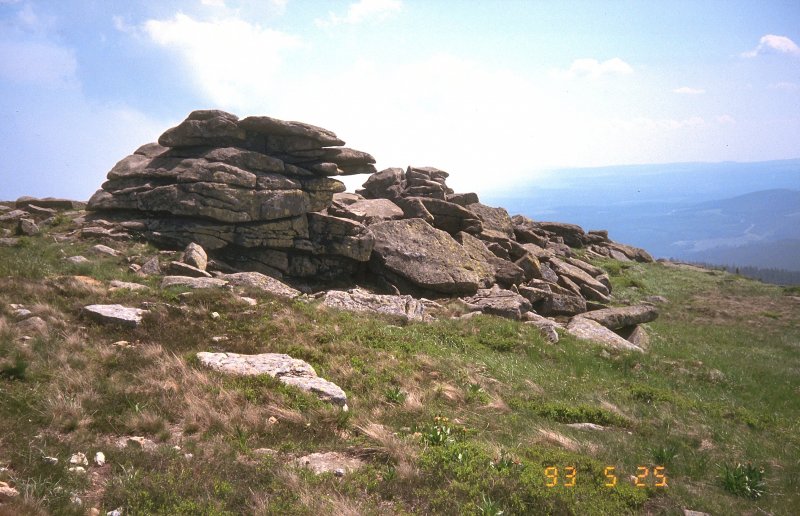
[580,304,658,330]
[161,275,228,289]
[83,304,148,327]
[321,288,427,322]
[196,352,347,409]
[566,317,644,353]
[293,452,364,475]
[219,271,300,299]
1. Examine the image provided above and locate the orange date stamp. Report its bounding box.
[543,466,668,488]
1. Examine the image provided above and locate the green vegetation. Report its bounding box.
[0,220,798,514]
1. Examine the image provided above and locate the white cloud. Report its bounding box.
[741,34,800,58]
[673,86,705,95]
[556,57,633,79]
[143,13,300,109]
[769,81,798,92]
[316,0,402,27]
[201,0,226,6]
[716,114,736,125]
[611,116,705,131]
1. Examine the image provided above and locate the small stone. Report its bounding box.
[90,244,118,257]
[211,336,228,343]
[94,451,106,466]
[140,256,161,275]
[43,456,59,465]
[129,263,142,273]
[184,453,194,460]
[210,312,220,320]
[108,508,123,516]
[69,452,88,466]
[112,340,132,348]
[70,493,82,505]
[117,436,157,451]
[238,296,258,306]
[66,255,90,265]
[0,481,20,501]
[68,466,86,474]
[13,307,32,319]
[268,416,278,425]
[109,280,150,292]
[16,316,48,336]
[334,468,345,477]
[565,423,607,431]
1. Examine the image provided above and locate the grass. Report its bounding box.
[0,213,798,514]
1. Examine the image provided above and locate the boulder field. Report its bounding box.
[75,110,658,349]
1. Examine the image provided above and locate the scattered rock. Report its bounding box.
[0,237,20,246]
[43,456,58,465]
[683,511,711,516]
[17,218,40,236]
[566,317,644,352]
[321,288,427,322]
[0,209,29,222]
[161,276,228,289]
[139,256,161,275]
[196,352,348,408]
[90,244,118,257]
[167,261,213,278]
[66,255,90,265]
[183,242,208,270]
[293,452,364,475]
[15,316,48,336]
[83,304,148,327]
[69,452,88,466]
[565,423,607,431]
[108,280,150,292]
[68,466,86,474]
[0,481,20,501]
[116,436,157,451]
[94,452,106,466]
[523,312,562,343]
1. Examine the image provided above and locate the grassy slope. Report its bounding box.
[0,215,798,515]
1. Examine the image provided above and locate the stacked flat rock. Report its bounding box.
[87,110,377,281]
[353,166,653,315]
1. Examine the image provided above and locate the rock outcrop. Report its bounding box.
[87,110,377,284]
[80,109,658,351]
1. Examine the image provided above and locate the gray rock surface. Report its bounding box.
[83,304,148,327]
[196,352,348,408]
[219,271,300,298]
[161,276,228,289]
[321,288,427,322]
[580,305,658,330]
[369,218,481,295]
[183,242,208,270]
[566,317,644,352]
[293,452,364,475]
[463,285,532,320]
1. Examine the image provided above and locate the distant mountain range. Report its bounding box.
[485,159,800,273]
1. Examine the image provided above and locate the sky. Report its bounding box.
[0,0,798,200]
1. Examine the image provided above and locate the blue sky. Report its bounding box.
[1,0,798,199]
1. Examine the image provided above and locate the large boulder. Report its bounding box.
[328,198,404,225]
[416,197,483,235]
[369,219,482,295]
